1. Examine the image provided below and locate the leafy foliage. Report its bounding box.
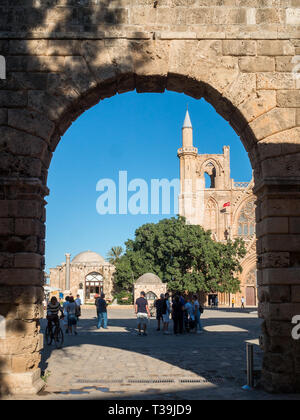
[113,216,246,294]
[106,246,123,265]
[114,290,134,305]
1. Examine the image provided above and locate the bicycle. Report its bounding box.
[45,316,64,349]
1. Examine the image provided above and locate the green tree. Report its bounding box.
[114,216,246,294]
[106,246,123,265]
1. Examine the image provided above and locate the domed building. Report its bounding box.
[134,273,167,306]
[49,251,115,303]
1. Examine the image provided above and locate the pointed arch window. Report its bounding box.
[237,200,256,238]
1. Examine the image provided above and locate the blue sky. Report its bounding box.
[45,91,252,271]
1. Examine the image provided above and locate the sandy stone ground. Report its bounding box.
[10,307,300,400]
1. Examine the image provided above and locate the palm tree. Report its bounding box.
[107,246,123,265]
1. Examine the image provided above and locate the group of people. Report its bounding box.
[135,291,204,336]
[46,294,82,336]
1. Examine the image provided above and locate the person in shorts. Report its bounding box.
[135,291,150,336]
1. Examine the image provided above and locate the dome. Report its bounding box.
[135,273,162,285]
[72,251,106,265]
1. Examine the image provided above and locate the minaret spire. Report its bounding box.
[182,108,193,147]
[183,108,192,129]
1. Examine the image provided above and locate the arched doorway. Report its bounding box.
[85,272,104,302]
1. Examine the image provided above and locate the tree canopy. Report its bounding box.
[106,246,124,265]
[113,216,246,294]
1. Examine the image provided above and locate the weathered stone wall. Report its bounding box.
[0,0,299,394]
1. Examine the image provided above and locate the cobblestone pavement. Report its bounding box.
[25,307,300,400]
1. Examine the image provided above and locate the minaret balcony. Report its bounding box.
[177,146,198,157]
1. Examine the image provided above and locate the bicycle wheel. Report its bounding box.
[54,327,64,349]
[45,326,53,346]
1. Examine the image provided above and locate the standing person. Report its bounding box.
[96,293,108,330]
[154,294,165,331]
[184,298,195,333]
[135,291,150,336]
[172,295,184,335]
[241,296,245,309]
[162,293,171,335]
[75,294,82,323]
[215,295,219,308]
[232,297,235,308]
[193,294,203,334]
[62,296,70,334]
[67,296,78,336]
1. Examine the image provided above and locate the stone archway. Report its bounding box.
[0,1,300,395]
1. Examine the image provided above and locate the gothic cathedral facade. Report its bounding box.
[178,110,257,306]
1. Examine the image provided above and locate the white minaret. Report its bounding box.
[178,109,204,225]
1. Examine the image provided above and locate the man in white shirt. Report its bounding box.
[241,296,245,309]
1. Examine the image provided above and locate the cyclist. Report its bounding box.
[47,296,64,331]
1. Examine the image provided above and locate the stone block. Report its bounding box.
[266,320,293,337]
[250,108,296,141]
[263,352,294,374]
[261,252,290,269]
[256,8,281,24]
[277,90,300,107]
[0,126,48,158]
[257,40,295,56]
[257,72,295,90]
[289,218,300,234]
[16,304,43,320]
[259,285,291,303]
[239,56,275,72]
[275,56,294,72]
[261,152,300,178]
[5,319,38,338]
[222,40,256,56]
[12,286,44,305]
[292,286,300,302]
[257,217,289,236]
[11,352,41,373]
[14,219,44,237]
[237,90,276,123]
[0,91,27,108]
[9,40,48,55]
[14,253,43,269]
[0,269,43,287]
[0,219,14,236]
[261,268,300,286]
[1,369,45,395]
[8,109,55,142]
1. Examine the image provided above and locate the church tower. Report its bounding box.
[177,110,204,225]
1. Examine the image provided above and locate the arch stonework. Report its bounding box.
[0,1,300,394]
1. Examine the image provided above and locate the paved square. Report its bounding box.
[29,306,299,400]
